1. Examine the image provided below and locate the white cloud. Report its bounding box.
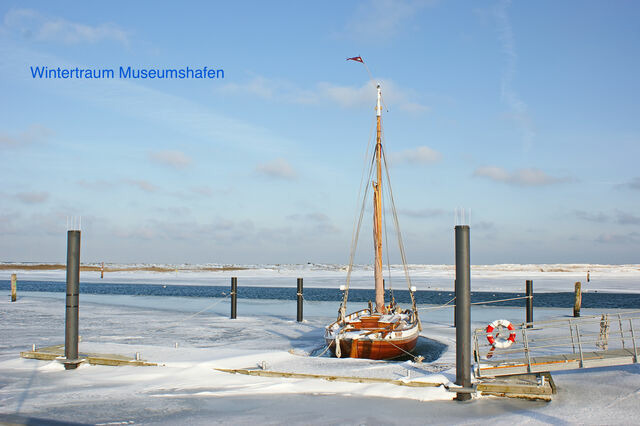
[15,191,49,204]
[256,158,297,180]
[474,166,568,186]
[344,0,437,42]
[287,212,340,234]
[493,0,535,151]
[149,150,192,169]
[615,210,640,225]
[3,8,129,45]
[596,232,640,245]
[389,146,441,165]
[123,179,157,193]
[0,124,52,149]
[622,177,640,191]
[574,210,609,223]
[400,208,446,218]
[218,77,429,113]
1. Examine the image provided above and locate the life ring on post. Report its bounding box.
[486,319,516,349]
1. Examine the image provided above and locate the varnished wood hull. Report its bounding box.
[324,308,420,360]
[325,334,418,360]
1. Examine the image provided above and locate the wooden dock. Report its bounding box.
[215,367,443,388]
[476,373,556,401]
[478,348,637,377]
[20,344,157,367]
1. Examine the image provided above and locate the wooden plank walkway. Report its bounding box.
[215,368,444,388]
[20,344,157,367]
[478,348,637,377]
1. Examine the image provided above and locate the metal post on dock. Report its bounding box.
[573,281,582,317]
[454,225,471,401]
[65,229,81,370]
[230,277,237,319]
[297,278,303,322]
[10,274,17,302]
[526,280,533,327]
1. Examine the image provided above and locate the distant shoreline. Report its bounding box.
[0,264,248,273]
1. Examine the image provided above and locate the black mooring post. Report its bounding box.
[526,280,533,327]
[455,225,471,401]
[297,278,303,322]
[65,230,81,370]
[230,277,237,319]
[453,279,457,327]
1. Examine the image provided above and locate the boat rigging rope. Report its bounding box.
[341,145,376,319]
[380,143,421,330]
[381,172,395,305]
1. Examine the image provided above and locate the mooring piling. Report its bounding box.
[10,273,17,302]
[453,279,457,327]
[574,281,582,317]
[65,229,81,369]
[297,278,303,322]
[526,280,533,327]
[230,277,238,319]
[454,225,471,401]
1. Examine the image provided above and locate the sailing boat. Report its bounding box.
[325,69,421,360]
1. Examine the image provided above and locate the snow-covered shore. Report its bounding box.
[1,291,639,424]
[1,262,639,293]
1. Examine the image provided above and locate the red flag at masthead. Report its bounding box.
[346,56,364,63]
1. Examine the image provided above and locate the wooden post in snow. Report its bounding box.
[526,280,533,327]
[573,282,582,318]
[296,278,303,322]
[10,274,17,302]
[230,277,237,319]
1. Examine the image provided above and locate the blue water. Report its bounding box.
[1,280,639,309]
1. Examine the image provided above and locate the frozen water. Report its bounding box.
[0,289,638,424]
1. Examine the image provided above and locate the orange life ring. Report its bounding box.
[486,319,516,349]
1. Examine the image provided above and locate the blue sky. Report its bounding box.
[1,0,639,265]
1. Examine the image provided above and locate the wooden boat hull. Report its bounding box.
[325,333,418,360]
[324,308,420,360]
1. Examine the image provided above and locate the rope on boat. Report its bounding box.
[341,147,376,319]
[385,339,423,363]
[381,143,421,330]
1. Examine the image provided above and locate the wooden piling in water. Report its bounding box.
[526,280,533,327]
[65,230,81,370]
[230,277,237,319]
[573,281,582,317]
[296,278,303,322]
[10,274,17,302]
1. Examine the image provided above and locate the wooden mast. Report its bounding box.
[373,84,385,313]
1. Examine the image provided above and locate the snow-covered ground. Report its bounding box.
[1,287,639,425]
[2,262,639,293]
